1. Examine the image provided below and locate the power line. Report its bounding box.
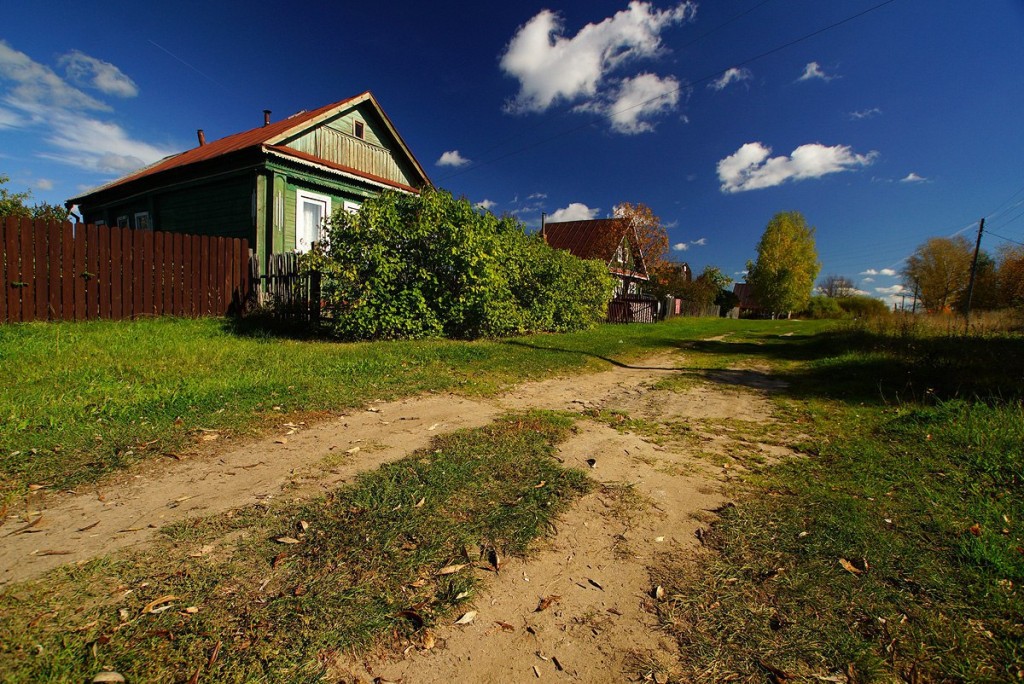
[439,0,901,182]
[987,230,1024,247]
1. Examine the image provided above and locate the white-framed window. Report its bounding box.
[343,200,361,215]
[134,212,151,230]
[116,216,129,229]
[295,189,331,253]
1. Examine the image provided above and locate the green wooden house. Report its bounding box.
[67,92,431,272]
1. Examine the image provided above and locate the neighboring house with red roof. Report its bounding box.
[541,218,649,297]
[732,282,765,317]
[67,92,430,271]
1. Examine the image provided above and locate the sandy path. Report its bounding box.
[1,347,792,682]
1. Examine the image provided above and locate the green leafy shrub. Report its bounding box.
[837,294,890,318]
[302,189,615,340]
[806,294,845,319]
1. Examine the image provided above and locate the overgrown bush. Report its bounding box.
[804,294,891,319]
[805,295,845,319]
[301,189,615,340]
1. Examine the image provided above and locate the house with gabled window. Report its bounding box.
[541,218,650,296]
[67,92,431,272]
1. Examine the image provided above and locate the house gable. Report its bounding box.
[543,219,649,281]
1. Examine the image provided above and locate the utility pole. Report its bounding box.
[964,217,985,332]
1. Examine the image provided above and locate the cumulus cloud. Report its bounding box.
[499,2,694,132]
[861,268,897,277]
[900,172,927,183]
[862,277,874,283]
[672,237,706,252]
[717,141,877,193]
[59,50,138,98]
[33,177,53,190]
[850,107,881,120]
[0,41,172,175]
[548,202,599,222]
[436,150,470,167]
[797,61,838,82]
[474,199,497,211]
[708,67,751,91]
[579,72,681,134]
[875,285,906,295]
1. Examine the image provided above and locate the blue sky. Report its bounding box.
[3,0,1023,304]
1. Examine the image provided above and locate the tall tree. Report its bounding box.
[817,274,856,298]
[902,236,974,312]
[746,211,820,318]
[613,201,669,274]
[997,244,1024,308]
[0,175,69,222]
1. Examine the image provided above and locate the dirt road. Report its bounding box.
[1,347,792,682]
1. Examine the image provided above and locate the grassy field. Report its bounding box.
[657,320,1024,682]
[0,315,796,500]
[2,314,1022,682]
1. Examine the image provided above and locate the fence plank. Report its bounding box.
[161,232,173,316]
[1,217,14,322]
[61,223,74,321]
[110,226,123,319]
[46,222,62,320]
[96,224,111,320]
[84,223,98,320]
[121,227,133,319]
[32,220,48,320]
[215,238,227,314]
[73,224,86,321]
[199,235,210,315]
[182,234,194,316]
[173,232,184,316]
[19,217,35,322]
[131,228,143,318]
[142,230,154,316]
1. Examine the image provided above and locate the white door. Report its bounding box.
[295,190,331,253]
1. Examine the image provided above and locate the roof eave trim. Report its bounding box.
[264,147,418,194]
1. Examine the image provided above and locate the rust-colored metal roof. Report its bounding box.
[543,219,627,261]
[69,91,431,202]
[543,218,648,280]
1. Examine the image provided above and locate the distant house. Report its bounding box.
[732,282,765,317]
[541,218,649,296]
[67,92,431,272]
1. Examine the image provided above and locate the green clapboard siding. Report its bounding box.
[156,175,253,239]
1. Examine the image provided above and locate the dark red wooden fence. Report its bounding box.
[1,217,250,323]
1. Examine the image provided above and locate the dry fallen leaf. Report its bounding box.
[653,585,665,600]
[495,620,515,632]
[414,497,426,508]
[969,523,982,536]
[533,665,541,678]
[345,446,361,455]
[140,595,178,615]
[437,563,467,576]
[839,558,863,575]
[454,610,477,625]
[533,481,547,489]
[587,578,604,591]
[300,520,310,532]
[91,672,126,683]
[274,438,288,445]
[6,515,43,536]
[276,536,301,545]
[422,631,436,649]
[409,579,427,588]
[535,595,561,612]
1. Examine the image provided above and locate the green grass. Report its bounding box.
[0,412,589,683]
[0,316,818,499]
[656,323,1024,682]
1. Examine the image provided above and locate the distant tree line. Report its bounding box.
[0,175,69,222]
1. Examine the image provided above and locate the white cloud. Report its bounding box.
[59,50,138,98]
[862,277,874,283]
[797,61,838,83]
[900,172,927,183]
[850,107,881,120]
[34,178,53,191]
[475,198,497,210]
[436,150,470,167]
[861,269,878,275]
[580,72,681,134]
[708,67,751,91]
[499,2,694,133]
[527,192,547,200]
[0,41,172,175]
[672,237,706,251]
[879,268,897,276]
[717,141,877,194]
[875,285,905,295]
[548,202,599,222]
[861,268,897,277]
